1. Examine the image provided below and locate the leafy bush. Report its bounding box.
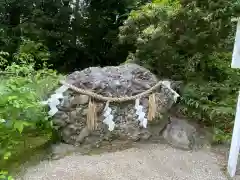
[0,47,61,177]
[0,52,9,68]
[14,40,50,69]
[0,61,59,154]
[119,0,240,142]
[0,170,13,180]
[178,52,240,142]
[119,0,237,78]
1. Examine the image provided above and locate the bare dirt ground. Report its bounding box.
[16,144,230,180]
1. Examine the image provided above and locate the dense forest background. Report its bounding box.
[0,0,239,73]
[1,0,240,177]
[0,0,151,71]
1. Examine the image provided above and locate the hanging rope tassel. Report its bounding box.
[87,98,97,131]
[148,93,157,121]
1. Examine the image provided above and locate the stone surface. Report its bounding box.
[53,63,178,145]
[49,143,77,160]
[70,95,89,105]
[16,144,228,180]
[162,117,198,150]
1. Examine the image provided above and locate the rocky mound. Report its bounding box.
[51,63,179,146]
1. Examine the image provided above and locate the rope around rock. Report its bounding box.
[60,80,165,102]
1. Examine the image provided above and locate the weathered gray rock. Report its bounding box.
[49,143,78,160]
[70,95,89,105]
[76,127,90,143]
[162,117,198,150]
[53,63,178,146]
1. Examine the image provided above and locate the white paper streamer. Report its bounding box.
[49,98,60,106]
[135,105,143,115]
[135,98,140,109]
[142,118,148,128]
[138,111,145,120]
[134,98,148,128]
[103,103,115,131]
[103,107,112,117]
[55,85,69,94]
[51,93,64,100]
[40,85,69,117]
[104,101,110,111]
[162,80,180,102]
[48,106,59,116]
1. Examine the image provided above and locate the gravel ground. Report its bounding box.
[17,144,228,180]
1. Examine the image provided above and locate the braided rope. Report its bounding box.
[60,80,164,102]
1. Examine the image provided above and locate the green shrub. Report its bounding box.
[0,47,61,177]
[119,0,237,78]
[0,52,9,68]
[178,52,240,142]
[0,61,59,157]
[119,0,240,142]
[0,170,13,180]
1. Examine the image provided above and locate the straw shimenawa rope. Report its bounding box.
[87,98,98,131]
[148,93,157,121]
[60,80,165,131]
[60,80,164,102]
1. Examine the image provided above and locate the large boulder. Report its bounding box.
[52,63,178,145]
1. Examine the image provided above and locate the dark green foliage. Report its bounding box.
[0,49,60,176]
[74,0,150,68]
[119,0,238,79]
[179,52,240,142]
[119,0,240,142]
[0,0,150,71]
